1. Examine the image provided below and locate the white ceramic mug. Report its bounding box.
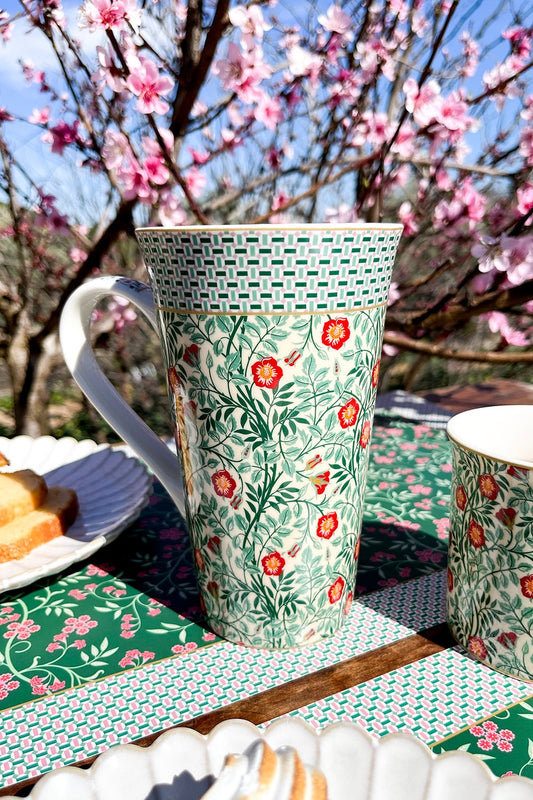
[60,224,402,648]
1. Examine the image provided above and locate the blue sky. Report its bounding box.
[0,0,532,221]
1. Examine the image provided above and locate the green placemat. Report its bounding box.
[0,420,452,712]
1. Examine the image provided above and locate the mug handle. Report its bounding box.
[59,275,185,517]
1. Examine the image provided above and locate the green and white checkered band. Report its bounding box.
[136,226,402,314]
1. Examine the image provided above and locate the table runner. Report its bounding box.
[0,417,453,786]
[277,647,533,780]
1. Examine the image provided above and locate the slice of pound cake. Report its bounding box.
[204,740,327,800]
[0,485,79,562]
[0,470,48,526]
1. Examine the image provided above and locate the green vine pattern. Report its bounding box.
[447,444,533,680]
[161,307,386,647]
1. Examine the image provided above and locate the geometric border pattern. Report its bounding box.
[136,226,401,313]
[281,647,531,745]
[0,571,444,787]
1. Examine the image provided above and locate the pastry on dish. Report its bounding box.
[204,740,327,800]
[0,485,79,562]
[0,470,48,527]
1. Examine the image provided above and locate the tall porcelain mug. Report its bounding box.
[60,224,402,648]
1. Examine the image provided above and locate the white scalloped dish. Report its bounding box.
[0,435,152,592]
[4,718,533,800]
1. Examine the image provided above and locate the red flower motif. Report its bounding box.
[468,635,488,660]
[478,473,499,500]
[262,551,285,576]
[211,469,236,498]
[310,471,330,495]
[498,739,513,752]
[371,360,380,388]
[328,576,345,604]
[207,581,219,600]
[497,631,517,649]
[316,512,338,539]
[477,738,494,751]
[495,507,516,528]
[507,465,528,478]
[194,548,205,572]
[344,590,354,616]
[447,568,453,592]
[338,397,360,429]
[520,574,533,598]
[183,343,200,365]
[467,519,485,548]
[359,420,371,448]
[321,318,350,350]
[251,357,283,389]
[354,537,360,561]
[168,365,181,392]
[207,536,221,553]
[455,485,467,511]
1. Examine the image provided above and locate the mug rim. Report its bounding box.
[446,404,533,470]
[136,222,404,233]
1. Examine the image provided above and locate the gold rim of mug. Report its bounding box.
[446,620,533,683]
[447,431,533,471]
[136,223,404,233]
[155,300,389,317]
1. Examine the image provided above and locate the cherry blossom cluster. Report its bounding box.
[0,0,532,351]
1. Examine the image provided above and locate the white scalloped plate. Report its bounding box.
[3,718,533,799]
[0,436,152,593]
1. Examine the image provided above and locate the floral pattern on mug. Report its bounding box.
[447,443,533,680]
[162,305,386,648]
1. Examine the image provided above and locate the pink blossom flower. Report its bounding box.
[500,729,515,741]
[68,589,87,600]
[516,183,533,219]
[117,157,157,202]
[92,45,126,94]
[520,126,533,166]
[86,565,108,577]
[28,106,50,125]
[79,0,140,32]
[403,77,442,126]
[254,92,283,130]
[121,630,135,638]
[398,201,418,236]
[459,31,480,78]
[213,41,271,103]
[63,614,97,635]
[126,58,174,115]
[498,739,513,752]
[4,619,40,640]
[287,45,322,86]
[318,5,354,44]
[477,738,494,751]
[30,676,48,696]
[73,639,86,649]
[229,4,270,47]
[158,189,187,226]
[102,130,131,170]
[184,166,206,198]
[485,311,530,346]
[42,120,84,155]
